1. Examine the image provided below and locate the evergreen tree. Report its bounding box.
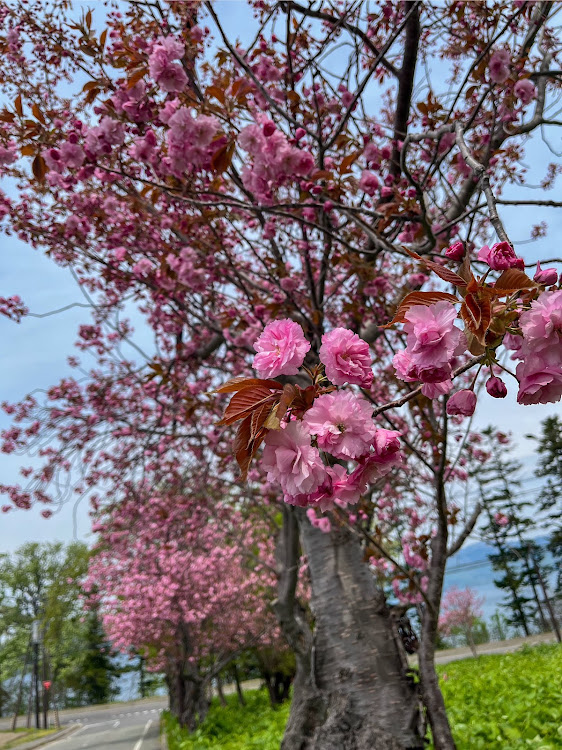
[63,608,118,705]
[533,416,562,596]
[476,428,549,635]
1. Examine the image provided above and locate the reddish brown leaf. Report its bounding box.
[31,103,46,125]
[32,154,47,181]
[100,29,108,50]
[14,94,23,117]
[457,253,474,285]
[127,68,147,89]
[272,383,298,426]
[403,247,467,287]
[460,291,492,344]
[493,268,537,293]
[234,416,266,479]
[249,401,273,441]
[211,141,235,175]
[84,88,100,105]
[215,377,283,394]
[206,85,226,104]
[382,290,459,328]
[218,386,277,426]
[339,150,360,174]
[20,145,35,156]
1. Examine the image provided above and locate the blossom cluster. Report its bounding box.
[393,301,466,398]
[512,290,562,405]
[238,119,315,202]
[253,320,400,511]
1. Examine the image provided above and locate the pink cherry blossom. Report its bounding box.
[421,380,452,399]
[148,36,188,93]
[319,328,373,387]
[358,170,379,196]
[446,389,476,417]
[494,512,509,527]
[393,302,465,387]
[519,289,562,345]
[0,142,17,166]
[514,78,537,104]
[303,391,376,460]
[349,429,402,489]
[404,302,463,365]
[489,49,510,83]
[516,354,562,405]
[253,319,310,378]
[477,241,524,271]
[289,465,361,510]
[261,420,325,498]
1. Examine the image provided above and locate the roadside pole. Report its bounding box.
[32,620,41,730]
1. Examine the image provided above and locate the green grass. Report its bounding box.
[436,644,562,749]
[0,728,57,749]
[163,689,289,750]
[164,644,562,750]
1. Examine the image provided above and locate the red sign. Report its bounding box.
[43,681,52,690]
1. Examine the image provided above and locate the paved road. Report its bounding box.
[1,699,167,750]
[415,630,558,665]
[46,705,163,750]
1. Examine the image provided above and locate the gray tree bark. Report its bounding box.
[278,509,423,750]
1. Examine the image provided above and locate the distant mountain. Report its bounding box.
[444,535,554,621]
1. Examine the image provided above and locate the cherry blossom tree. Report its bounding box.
[439,587,484,657]
[86,480,284,729]
[0,2,561,748]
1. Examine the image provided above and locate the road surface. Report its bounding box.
[1,699,167,750]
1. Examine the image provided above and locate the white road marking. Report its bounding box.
[133,719,153,750]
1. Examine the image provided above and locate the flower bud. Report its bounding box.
[486,376,508,398]
[445,240,465,261]
[533,261,558,286]
[446,389,477,417]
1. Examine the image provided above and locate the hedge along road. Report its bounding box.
[35,705,163,750]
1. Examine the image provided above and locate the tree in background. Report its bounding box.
[476,428,554,634]
[534,416,562,597]
[438,587,484,657]
[0,2,561,748]
[0,542,118,714]
[86,482,289,729]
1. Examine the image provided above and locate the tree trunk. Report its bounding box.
[418,446,457,750]
[281,512,423,750]
[232,663,246,707]
[168,666,209,731]
[216,673,227,707]
[465,630,477,658]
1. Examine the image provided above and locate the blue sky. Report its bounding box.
[1,3,561,555]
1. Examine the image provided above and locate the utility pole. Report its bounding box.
[42,645,48,729]
[31,621,41,730]
[11,638,31,731]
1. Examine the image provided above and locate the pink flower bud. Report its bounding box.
[486,376,508,398]
[295,127,306,140]
[262,121,276,137]
[477,241,523,271]
[445,240,465,261]
[446,389,477,417]
[533,261,558,286]
[514,78,537,105]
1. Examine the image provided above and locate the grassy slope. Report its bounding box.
[165,644,562,750]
